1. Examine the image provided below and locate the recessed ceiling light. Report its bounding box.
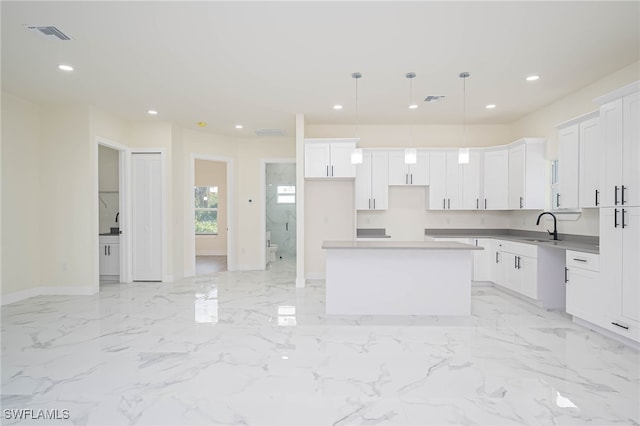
[486,104,496,109]
[58,64,73,72]
[333,105,343,110]
[235,124,243,129]
[147,110,158,115]
[408,104,418,109]
[526,75,540,81]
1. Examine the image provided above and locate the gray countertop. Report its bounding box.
[323,241,483,250]
[424,228,599,254]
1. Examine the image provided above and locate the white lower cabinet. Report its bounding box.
[99,236,120,280]
[565,251,601,325]
[472,238,495,282]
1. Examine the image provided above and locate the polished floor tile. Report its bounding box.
[1,260,639,425]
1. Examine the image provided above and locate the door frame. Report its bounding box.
[188,154,236,275]
[95,137,131,286]
[261,158,296,269]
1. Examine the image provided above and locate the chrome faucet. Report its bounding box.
[536,211,558,240]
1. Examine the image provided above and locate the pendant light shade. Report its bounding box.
[351,148,363,164]
[405,148,417,164]
[458,71,470,164]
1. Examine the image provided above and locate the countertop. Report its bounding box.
[322,241,483,250]
[424,228,599,254]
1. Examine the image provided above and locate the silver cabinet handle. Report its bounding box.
[443,198,446,209]
[565,267,569,283]
[326,165,329,177]
[369,199,371,209]
[105,246,107,256]
[484,199,487,209]
[476,198,479,209]
[331,165,334,176]
[108,245,111,256]
[621,185,626,205]
[520,196,524,209]
[614,186,619,205]
[410,174,413,184]
[622,209,627,229]
[406,174,408,184]
[595,189,599,206]
[373,199,376,209]
[573,258,587,262]
[448,199,450,209]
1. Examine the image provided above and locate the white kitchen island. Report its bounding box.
[322,241,483,316]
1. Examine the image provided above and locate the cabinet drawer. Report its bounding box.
[602,314,640,343]
[566,250,599,272]
[496,240,538,258]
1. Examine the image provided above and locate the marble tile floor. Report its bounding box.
[195,256,228,275]
[1,259,639,426]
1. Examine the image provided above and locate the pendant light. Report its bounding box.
[458,72,470,164]
[350,72,363,164]
[405,72,417,164]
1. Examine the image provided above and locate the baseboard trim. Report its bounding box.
[2,285,96,305]
[237,265,265,272]
[573,317,640,349]
[195,250,228,256]
[305,272,325,280]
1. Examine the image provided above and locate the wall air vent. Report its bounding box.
[425,95,446,103]
[255,129,287,137]
[28,26,71,40]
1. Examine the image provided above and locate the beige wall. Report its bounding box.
[306,124,513,148]
[195,159,227,255]
[1,93,42,296]
[305,180,355,279]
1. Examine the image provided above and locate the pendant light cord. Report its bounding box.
[352,72,362,138]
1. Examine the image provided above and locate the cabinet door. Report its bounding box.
[622,207,639,321]
[473,238,494,282]
[566,266,600,324]
[579,117,602,208]
[519,255,538,300]
[99,243,109,275]
[388,150,409,185]
[304,143,330,178]
[508,144,526,209]
[461,150,481,210]
[107,244,120,276]
[623,92,639,207]
[355,152,372,210]
[329,143,356,178]
[370,151,389,210]
[445,151,462,209]
[483,149,509,210]
[504,252,522,293]
[495,250,507,286]
[600,207,624,317]
[428,151,447,210]
[557,124,580,209]
[600,99,624,207]
[410,150,430,185]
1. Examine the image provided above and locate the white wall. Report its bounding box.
[1,92,42,296]
[195,159,227,255]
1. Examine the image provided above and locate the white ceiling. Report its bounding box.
[2,1,639,137]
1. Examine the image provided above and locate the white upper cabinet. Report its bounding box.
[596,82,640,208]
[445,151,463,210]
[461,150,481,210]
[578,115,602,208]
[482,148,509,210]
[304,138,357,178]
[557,123,580,209]
[388,150,429,185]
[428,151,448,210]
[508,139,546,210]
[355,150,389,210]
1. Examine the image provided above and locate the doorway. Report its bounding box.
[194,159,228,275]
[98,144,122,284]
[265,162,296,267]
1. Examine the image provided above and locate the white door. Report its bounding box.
[388,150,409,185]
[579,117,601,208]
[461,150,481,210]
[600,207,623,317]
[355,152,372,210]
[370,151,389,210]
[132,153,163,281]
[623,92,639,207]
[600,99,624,207]
[558,124,580,209]
[428,151,447,210]
[445,151,462,209]
[508,144,526,209]
[329,143,356,178]
[622,207,639,321]
[304,143,330,178]
[410,151,430,185]
[483,149,509,210]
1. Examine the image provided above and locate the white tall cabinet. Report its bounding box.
[482,148,509,210]
[132,153,163,281]
[579,114,601,208]
[355,150,389,210]
[595,81,640,342]
[508,139,546,210]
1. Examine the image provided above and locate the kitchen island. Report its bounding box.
[322,241,483,316]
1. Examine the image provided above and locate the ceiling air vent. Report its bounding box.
[425,95,446,103]
[28,26,71,40]
[255,129,287,137]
